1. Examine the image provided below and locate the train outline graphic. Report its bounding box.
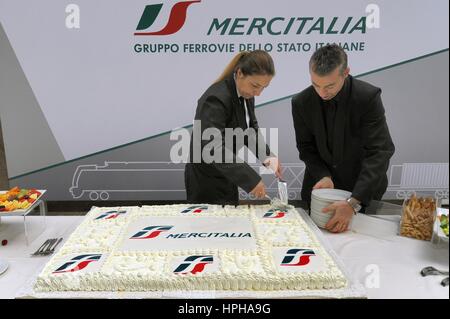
[69,161,448,203]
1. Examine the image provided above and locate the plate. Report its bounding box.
[0,258,8,276]
[0,189,46,215]
[312,189,352,201]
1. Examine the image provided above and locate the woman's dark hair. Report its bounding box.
[215,50,275,83]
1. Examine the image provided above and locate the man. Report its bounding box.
[291,44,395,233]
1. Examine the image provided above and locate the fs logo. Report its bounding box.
[53,254,101,274]
[280,249,315,267]
[130,226,173,239]
[263,209,287,219]
[134,1,201,36]
[180,205,208,214]
[95,210,127,220]
[173,255,213,275]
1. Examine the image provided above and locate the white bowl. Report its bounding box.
[310,188,350,228]
[310,201,332,210]
[311,212,333,221]
[310,216,332,227]
[310,203,333,216]
[312,188,352,201]
[311,209,332,218]
[310,214,328,228]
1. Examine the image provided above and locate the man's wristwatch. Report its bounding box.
[346,197,362,214]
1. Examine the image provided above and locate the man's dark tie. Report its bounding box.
[238,97,248,129]
[324,99,337,154]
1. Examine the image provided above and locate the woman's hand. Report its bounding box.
[263,157,283,179]
[250,180,267,199]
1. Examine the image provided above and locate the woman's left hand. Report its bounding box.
[263,157,282,179]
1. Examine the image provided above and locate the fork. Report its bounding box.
[420,266,450,277]
[41,238,63,256]
[31,239,52,256]
[40,238,57,255]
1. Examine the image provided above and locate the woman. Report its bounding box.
[185,50,282,205]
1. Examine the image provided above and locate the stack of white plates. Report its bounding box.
[310,188,352,228]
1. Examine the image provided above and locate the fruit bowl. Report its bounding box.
[0,187,45,213]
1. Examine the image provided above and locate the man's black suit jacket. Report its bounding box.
[291,76,395,205]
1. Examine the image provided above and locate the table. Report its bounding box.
[0,210,448,299]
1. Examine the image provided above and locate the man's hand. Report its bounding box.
[313,176,334,190]
[263,157,283,179]
[250,180,267,199]
[322,200,354,233]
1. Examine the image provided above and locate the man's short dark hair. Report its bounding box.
[309,44,348,76]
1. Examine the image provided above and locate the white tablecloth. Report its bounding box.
[0,211,448,299]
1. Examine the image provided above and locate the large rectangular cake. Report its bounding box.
[35,205,347,292]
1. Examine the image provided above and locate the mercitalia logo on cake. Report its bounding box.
[255,207,295,220]
[130,226,174,239]
[172,255,215,275]
[122,216,257,251]
[130,225,251,239]
[134,1,201,36]
[180,205,208,214]
[263,209,288,219]
[273,248,327,273]
[281,249,315,266]
[94,210,127,220]
[52,254,103,274]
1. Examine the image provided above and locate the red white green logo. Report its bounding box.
[134,1,201,36]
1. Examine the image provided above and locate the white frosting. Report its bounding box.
[35,205,347,292]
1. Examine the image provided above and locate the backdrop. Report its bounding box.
[0,0,448,201]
